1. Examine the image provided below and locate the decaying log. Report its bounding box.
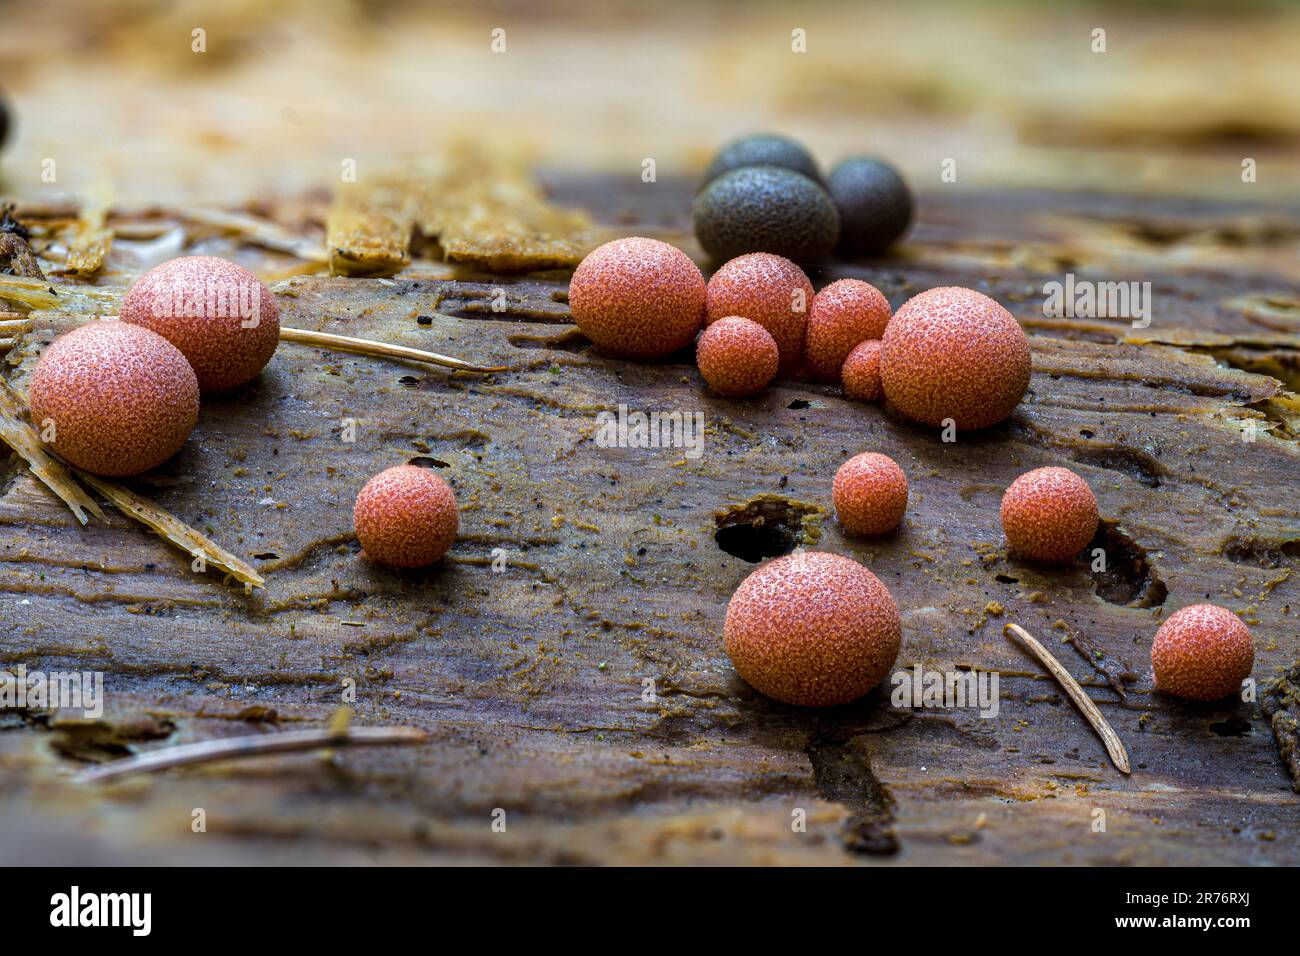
[0,180,1296,864]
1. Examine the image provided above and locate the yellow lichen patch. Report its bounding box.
[418,147,605,272]
[326,145,606,278]
[326,179,415,277]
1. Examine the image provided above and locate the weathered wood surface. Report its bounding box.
[0,179,1297,865]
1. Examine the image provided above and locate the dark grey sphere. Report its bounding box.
[693,165,839,264]
[827,157,913,255]
[702,133,822,189]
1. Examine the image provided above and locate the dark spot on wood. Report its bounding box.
[1091,521,1168,608]
[1209,717,1252,737]
[1222,536,1300,569]
[714,495,824,563]
[507,328,589,353]
[1072,444,1163,488]
[806,720,898,856]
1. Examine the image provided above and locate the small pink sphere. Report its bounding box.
[1152,604,1254,701]
[804,279,891,382]
[121,255,280,392]
[354,465,459,568]
[1000,466,1098,563]
[696,316,779,397]
[705,253,813,376]
[841,340,883,402]
[833,452,908,536]
[568,237,705,359]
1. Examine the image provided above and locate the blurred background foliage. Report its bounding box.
[1,0,1296,204]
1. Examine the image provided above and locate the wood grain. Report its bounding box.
[0,180,1296,865]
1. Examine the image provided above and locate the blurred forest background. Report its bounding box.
[1,0,1298,206]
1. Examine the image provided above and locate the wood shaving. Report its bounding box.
[0,378,103,525]
[75,470,266,590]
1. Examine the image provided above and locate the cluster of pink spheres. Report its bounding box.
[569,235,1256,710]
[26,242,1257,717]
[28,255,455,571]
[570,237,1034,430]
[30,255,280,478]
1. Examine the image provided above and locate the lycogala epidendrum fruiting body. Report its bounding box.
[695,316,779,398]
[804,278,891,383]
[833,452,908,536]
[353,464,459,568]
[1000,466,1099,563]
[27,321,200,477]
[700,132,823,188]
[705,252,813,377]
[693,166,839,263]
[841,340,883,402]
[827,156,914,255]
[568,237,706,360]
[880,286,1030,430]
[120,255,280,392]
[1152,604,1254,701]
[723,550,901,707]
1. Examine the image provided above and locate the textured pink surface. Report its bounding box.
[723,550,901,707]
[121,255,280,392]
[695,316,779,397]
[841,339,883,402]
[354,465,459,568]
[832,452,908,536]
[804,279,891,382]
[568,237,705,359]
[1152,604,1254,701]
[880,286,1030,429]
[704,253,813,376]
[28,321,199,477]
[1000,466,1099,563]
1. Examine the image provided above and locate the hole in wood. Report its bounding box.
[1210,717,1252,737]
[713,494,825,563]
[1091,520,1168,607]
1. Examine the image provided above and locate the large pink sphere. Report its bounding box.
[881,286,1030,430]
[568,237,706,359]
[724,551,901,707]
[28,322,199,477]
[121,255,280,392]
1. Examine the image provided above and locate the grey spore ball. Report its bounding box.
[693,166,839,264]
[828,156,914,255]
[702,133,822,188]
